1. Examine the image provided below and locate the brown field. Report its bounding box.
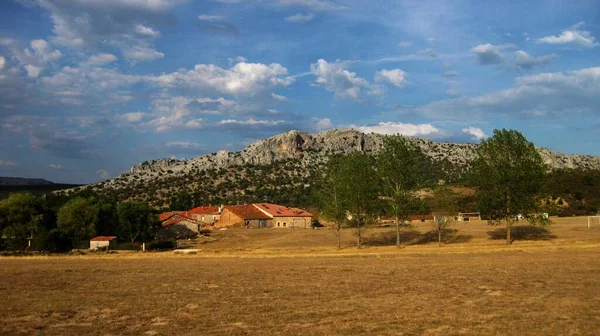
[1,217,600,335]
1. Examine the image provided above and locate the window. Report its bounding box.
[277,222,281,227]
[283,222,287,227]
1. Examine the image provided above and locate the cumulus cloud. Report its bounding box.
[461,127,487,140]
[24,39,62,63]
[313,117,332,132]
[445,88,460,96]
[285,13,315,22]
[24,64,43,78]
[151,61,294,97]
[353,122,441,137]
[88,53,118,65]
[374,69,407,88]
[419,67,600,119]
[97,169,110,180]
[537,22,598,48]
[470,43,515,65]
[119,112,146,123]
[37,0,173,62]
[514,50,557,70]
[310,59,370,100]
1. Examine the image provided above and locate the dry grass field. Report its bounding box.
[1,217,600,335]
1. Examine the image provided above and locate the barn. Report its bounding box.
[216,205,271,228]
[253,203,313,228]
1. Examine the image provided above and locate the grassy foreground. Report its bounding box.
[1,217,600,335]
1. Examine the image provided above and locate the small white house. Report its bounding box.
[90,236,117,250]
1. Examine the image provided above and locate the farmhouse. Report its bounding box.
[253,203,313,228]
[158,213,208,239]
[216,205,271,228]
[186,206,221,224]
[89,236,117,250]
[457,212,481,221]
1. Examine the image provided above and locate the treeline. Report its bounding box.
[0,193,160,252]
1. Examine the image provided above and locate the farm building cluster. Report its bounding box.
[158,203,314,238]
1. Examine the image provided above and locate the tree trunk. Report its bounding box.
[506,220,512,245]
[438,229,442,247]
[357,226,361,249]
[337,228,341,249]
[395,217,400,249]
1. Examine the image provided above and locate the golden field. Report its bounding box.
[1,216,600,335]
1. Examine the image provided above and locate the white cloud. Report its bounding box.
[151,61,294,96]
[470,43,516,65]
[374,69,407,88]
[285,13,315,23]
[445,88,460,96]
[273,0,345,11]
[48,163,64,169]
[313,117,332,132]
[218,118,287,126]
[354,122,441,137]
[135,24,160,38]
[88,53,118,65]
[461,127,487,140]
[537,22,598,48]
[271,93,288,101]
[121,45,165,61]
[419,67,600,119]
[0,160,17,167]
[310,59,370,100]
[164,141,206,151]
[397,41,412,47]
[0,56,5,70]
[97,169,110,180]
[417,48,437,57]
[119,112,146,123]
[24,39,62,63]
[443,70,459,77]
[514,50,557,70]
[24,64,42,78]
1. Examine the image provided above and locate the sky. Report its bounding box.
[0,0,599,183]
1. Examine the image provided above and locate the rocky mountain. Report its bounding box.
[68,129,600,208]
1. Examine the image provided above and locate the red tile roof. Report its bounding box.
[90,236,117,241]
[187,206,220,216]
[225,205,271,220]
[159,211,184,221]
[253,203,312,218]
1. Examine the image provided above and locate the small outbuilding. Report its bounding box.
[90,236,117,250]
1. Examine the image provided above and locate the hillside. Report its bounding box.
[63,129,600,210]
[0,177,54,186]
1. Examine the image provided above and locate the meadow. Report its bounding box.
[1,217,599,335]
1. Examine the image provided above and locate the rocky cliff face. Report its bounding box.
[104,128,599,190]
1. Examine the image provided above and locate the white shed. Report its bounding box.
[89,236,117,250]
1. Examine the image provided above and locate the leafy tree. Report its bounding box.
[377,135,428,248]
[117,201,160,245]
[470,129,547,244]
[0,193,54,250]
[332,152,380,249]
[318,155,348,249]
[57,197,99,242]
[430,185,458,246]
[169,191,192,211]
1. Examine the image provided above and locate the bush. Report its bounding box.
[34,229,73,253]
[147,238,176,251]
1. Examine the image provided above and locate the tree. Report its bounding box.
[470,129,546,245]
[330,152,380,249]
[318,155,348,249]
[376,135,428,248]
[430,185,458,246]
[117,202,160,245]
[57,197,99,242]
[0,193,54,250]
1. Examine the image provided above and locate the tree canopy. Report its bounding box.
[117,201,160,245]
[470,129,546,244]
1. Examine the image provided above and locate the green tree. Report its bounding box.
[377,135,428,248]
[0,193,54,250]
[430,185,458,246]
[117,202,160,245]
[57,197,99,242]
[471,129,546,245]
[318,155,348,249]
[332,152,380,249]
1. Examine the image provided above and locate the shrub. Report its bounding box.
[34,229,73,253]
[147,238,177,251]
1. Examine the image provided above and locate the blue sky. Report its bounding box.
[0,0,599,183]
